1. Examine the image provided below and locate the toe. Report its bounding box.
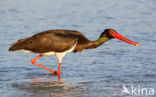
[52,71,58,75]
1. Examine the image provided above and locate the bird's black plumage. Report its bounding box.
[9,30,93,53]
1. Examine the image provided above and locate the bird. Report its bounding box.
[9,29,140,76]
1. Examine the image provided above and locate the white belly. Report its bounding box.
[42,52,55,56]
[20,49,33,53]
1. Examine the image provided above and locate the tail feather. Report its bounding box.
[9,39,26,51]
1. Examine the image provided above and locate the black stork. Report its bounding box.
[9,29,140,76]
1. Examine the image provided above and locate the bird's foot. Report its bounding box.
[52,71,61,75]
[52,71,58,75]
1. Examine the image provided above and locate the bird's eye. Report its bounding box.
[109,30,116,37]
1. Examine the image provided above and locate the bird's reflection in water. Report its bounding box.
[12,74,85,97]
[31,74,61,82]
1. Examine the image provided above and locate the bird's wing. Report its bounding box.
[9,30,89,53]
[23,32,78,53]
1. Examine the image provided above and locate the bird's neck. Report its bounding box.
[87,35,111,49]
[94,35,110,46]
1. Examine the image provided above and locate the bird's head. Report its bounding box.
[100,29,140,47]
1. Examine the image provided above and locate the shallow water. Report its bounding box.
[0,0,156,97]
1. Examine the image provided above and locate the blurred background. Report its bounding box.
[0,0,156,97]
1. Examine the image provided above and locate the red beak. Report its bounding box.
[114,33,140,47]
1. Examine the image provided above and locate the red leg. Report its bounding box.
[56,63,61,75]
[58,74,61,82]
[31,55,56,74]
[57,63,61,81]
